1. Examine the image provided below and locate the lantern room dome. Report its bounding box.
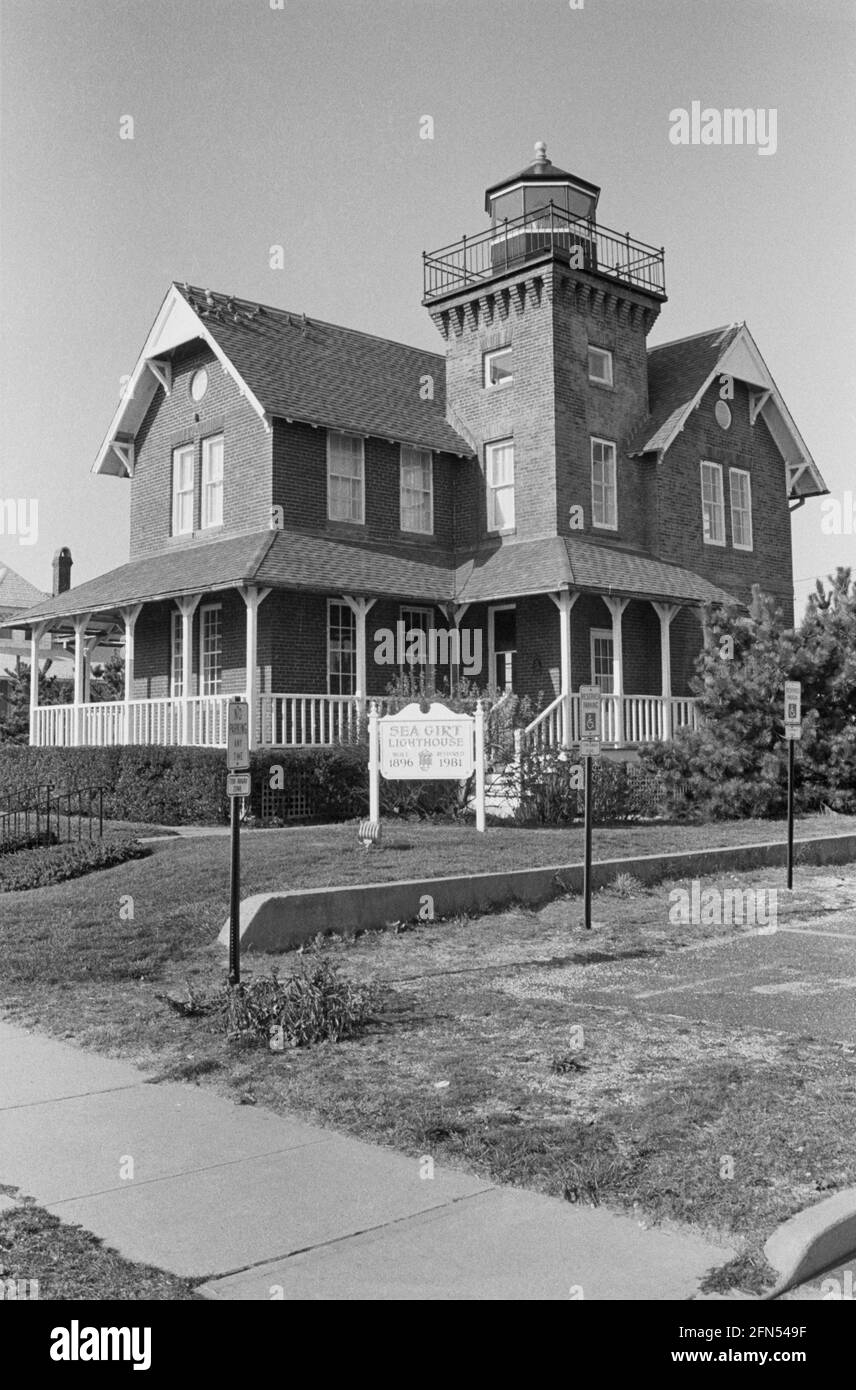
[484,141,601,224]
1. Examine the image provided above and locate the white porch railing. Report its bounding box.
[521,693,699,754]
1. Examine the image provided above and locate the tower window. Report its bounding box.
[484,346,513,389]
[486,439,515,533]
[588,347,613,387]
[591,438,617,530]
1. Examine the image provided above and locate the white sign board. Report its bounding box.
[379,702,475,780]
[579,684,602,757]
[226,772,251,798]
[784,681,802,740]
[227,699,250,770]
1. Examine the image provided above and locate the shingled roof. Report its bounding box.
[15,528,735,628]
[0,562,49,624]
[628,324,742,456]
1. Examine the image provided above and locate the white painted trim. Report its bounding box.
[591,436,618,530]
[485,437,515,534]
[326,431,366,525]
[399,445,434,535]
[327,597,357,696]
[146,359,172,395]
[590,627,614,694]
[728,467,754,552]
[700,460,726,547]
[587,345,614,387]
[483,345,513,389]
[487,602,516,693]
[198,601,224,698]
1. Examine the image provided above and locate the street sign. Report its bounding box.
[579,684,602,757]
[227,698,250,770]
[784,681,802,740]
[226,772,251,798]
[379,702,475,780]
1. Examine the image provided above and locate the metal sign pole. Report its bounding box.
[229,793,241,984]
[474,699,486,833]
[583,752,593,929]
[787,738,795,891]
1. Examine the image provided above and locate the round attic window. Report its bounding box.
[714,400,732,430]
[189,367,209,403]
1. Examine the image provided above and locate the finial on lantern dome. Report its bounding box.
[534,141,548,168]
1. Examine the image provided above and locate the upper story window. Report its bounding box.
[591,438,617,530]
[327,431,365,524]
[486,438,515,533]
[201,434,224,529]
[189,368,209,403]
[588,346,613,387]
[400,446,433,534]
[484,346,513,389]
[700,461,726,545]
[729,468,753,550]
[171,444,195,536]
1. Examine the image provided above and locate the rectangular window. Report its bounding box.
[201,434,224,529]
[327,432,365,523]
[170,610,184,697]
[729,468,753,550]
[486,439,515,533]
[700,461,726,545]
[400,446,433,534]
[327,600,356,694]
[171,444,195,536]
[591,438,617,530]
[484,346,513,389]
[199,604,222,696]
[400,606,434,674]
[588,346,613,387]
[590,629,614,694]
[490,604,516,692]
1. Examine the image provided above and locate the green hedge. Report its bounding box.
[0,837,151,892]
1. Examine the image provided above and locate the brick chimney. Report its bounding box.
[52,547,72,595]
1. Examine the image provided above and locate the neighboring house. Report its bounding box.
[17,143,827,752]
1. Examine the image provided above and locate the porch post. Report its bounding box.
[239,586,271,750]
[652,602,680,740]
[602,596,629,745]
[28,622,48,746]
[343,595,377,718]
[175,595,201,745]
[549,589,578,747]
[121,604,143,745]
[83,635,99,703]
[72,614,91,747]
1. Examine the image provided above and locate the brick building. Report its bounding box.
[19,144,827,752]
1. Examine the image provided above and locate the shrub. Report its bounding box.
[0,837,151,892]
[219,960,378,1048]
[516,755,671,825]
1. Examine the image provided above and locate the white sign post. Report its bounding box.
[368,700,485,832]
[226,697,250,985]
[784,681,802,890]
[578,684,601,929]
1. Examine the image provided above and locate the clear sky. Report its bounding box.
[1,0,854,620]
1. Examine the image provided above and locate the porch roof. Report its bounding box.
[454,536,736,606]
[15,527,734,628]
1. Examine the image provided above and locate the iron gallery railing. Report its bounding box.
[423,204,666,302]
[0,783,105,853]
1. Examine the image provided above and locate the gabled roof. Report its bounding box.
[0,562,49,623]
[94,284,474,477]
[629,323,827,499]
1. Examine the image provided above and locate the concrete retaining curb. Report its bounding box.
[764,1188,856,1294]
[217,830,856,953]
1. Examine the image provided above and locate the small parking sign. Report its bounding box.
[579,684,602,757]
[784,681,802,740]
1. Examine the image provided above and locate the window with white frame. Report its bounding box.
[588,346,613,387]
[400,446,433,534]
[490,604,516,692]
[327,600,356,694]
[399,606,433,673]
[591,438,617,529]
[484,346,513,388]
[199,604,223,696]
[327,432,365,523]
[170,610,184,697]
[486,439,515,532]
[590,629,614,694]
[171,444,195,536]
[201,434,224,529]
[729,468,753,550]
[700,461,726,545]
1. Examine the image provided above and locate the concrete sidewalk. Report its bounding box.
[0,1019,733,1300]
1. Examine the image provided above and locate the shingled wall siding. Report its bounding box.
[130,344,272,560]
[656,378,794,611]
[271,420,457,551]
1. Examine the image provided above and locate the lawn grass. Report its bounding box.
[0,1196,202,1300]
